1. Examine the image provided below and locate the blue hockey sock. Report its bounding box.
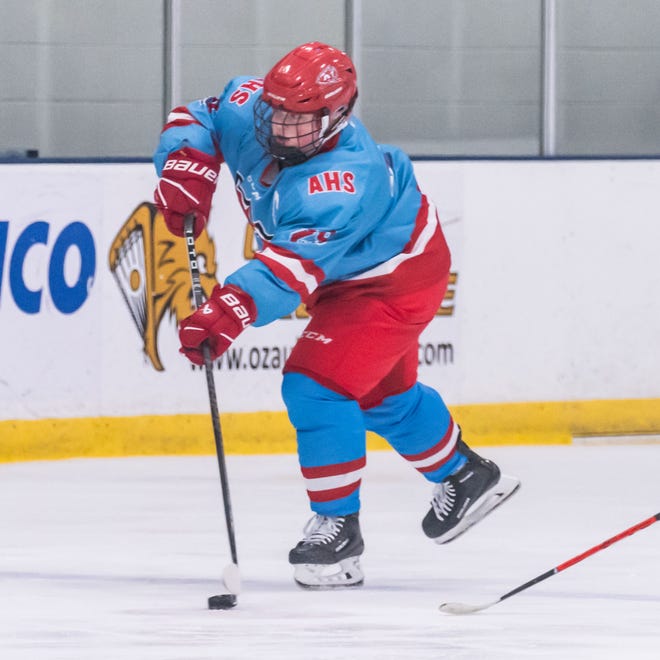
[363,382,466,482]
[282,372,366,516]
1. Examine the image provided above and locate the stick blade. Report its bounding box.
[222,562,241,595]
[439,600,496,615]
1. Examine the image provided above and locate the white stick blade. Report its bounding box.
[222,563,242,595]
[439,600,494,615]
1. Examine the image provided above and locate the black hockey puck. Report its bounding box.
[208,594,237,610]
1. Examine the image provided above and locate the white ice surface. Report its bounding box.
[1,444,659,659]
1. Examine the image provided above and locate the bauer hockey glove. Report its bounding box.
[154,147,220,238]
[179,284,256,365]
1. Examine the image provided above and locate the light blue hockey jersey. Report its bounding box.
[154,76,432,326]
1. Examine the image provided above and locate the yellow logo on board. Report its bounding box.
[109,202,219,371]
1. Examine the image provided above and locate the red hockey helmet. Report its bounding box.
[263,41,357,115]
[254,42,358,165]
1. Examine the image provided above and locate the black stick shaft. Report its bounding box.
[498,512,660,605]
[183,216,238,566]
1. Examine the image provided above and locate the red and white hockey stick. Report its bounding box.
[439,511,660,614]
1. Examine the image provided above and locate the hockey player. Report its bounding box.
[153,42,520,588]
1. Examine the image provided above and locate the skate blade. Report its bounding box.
[434,474,521,545]
[293,556,364,589]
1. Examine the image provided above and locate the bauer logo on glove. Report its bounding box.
[154,147,221,238]
[162,158,219,182]
[178,284,257,365]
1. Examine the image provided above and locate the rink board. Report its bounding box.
[1,159,659,460]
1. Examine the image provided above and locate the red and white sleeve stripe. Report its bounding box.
[162,106,203,132]
[255,242,325,301]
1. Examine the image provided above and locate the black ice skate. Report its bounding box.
[422,440,520,544]
[289,513,365,588]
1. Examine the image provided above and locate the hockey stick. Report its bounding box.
[439,511,660,615]
[183,214,240,610]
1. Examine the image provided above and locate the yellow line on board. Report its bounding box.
[1,398,659,463]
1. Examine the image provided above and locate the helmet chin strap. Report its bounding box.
[318,113,349,147]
